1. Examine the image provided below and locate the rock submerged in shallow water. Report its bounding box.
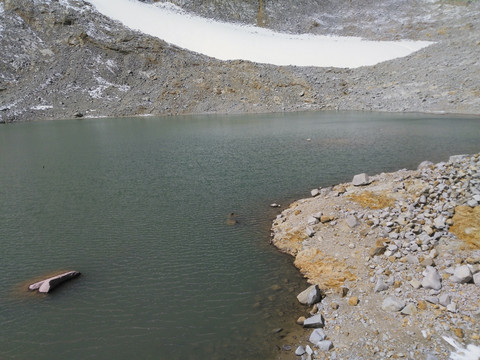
[28,271,81,293]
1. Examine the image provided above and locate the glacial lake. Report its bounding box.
[0,112,479,359]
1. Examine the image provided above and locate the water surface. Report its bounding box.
[0,112,479,359]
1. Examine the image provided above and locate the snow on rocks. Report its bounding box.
[271,153,480,359]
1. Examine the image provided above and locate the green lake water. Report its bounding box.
[0,112,479,359]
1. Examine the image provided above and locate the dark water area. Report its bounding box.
[0,111,478,359]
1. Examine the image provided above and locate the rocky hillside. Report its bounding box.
[1,0,480,122]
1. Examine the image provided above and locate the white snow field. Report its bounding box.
[87,0,433,68]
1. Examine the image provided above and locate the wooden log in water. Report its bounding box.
[28,271,81,293]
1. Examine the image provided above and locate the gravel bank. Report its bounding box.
[270,153,480,359]
[1,0,480,122]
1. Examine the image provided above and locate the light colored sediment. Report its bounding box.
[271,153,480,359]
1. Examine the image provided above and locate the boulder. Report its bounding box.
[297,285,323,305]
[28,271,81,293]
[303,314,325,328]
[311,189,320,197]
[352,173,370,186]
[422,266,442,290]
[450,265,473,283]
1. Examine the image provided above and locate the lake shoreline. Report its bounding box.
[270,153,480,359]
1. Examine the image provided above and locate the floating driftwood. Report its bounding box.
[28,271,81,293]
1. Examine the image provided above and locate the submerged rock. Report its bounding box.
[28,271,81,293]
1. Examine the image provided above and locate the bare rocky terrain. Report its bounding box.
[271,153,480,359]
[1,0,480,123]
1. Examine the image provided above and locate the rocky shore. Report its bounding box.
[271,153,480,359]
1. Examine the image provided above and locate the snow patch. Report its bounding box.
[444,336,480,360]
[88,75,130,99]
[87,0,433,68]
[31,105,53,110]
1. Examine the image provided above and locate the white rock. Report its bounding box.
[374,278,389,293]
[317,340,333,351]
[473,272,480,286]
[297,285,322,305]
[450,265,473,283]
[303,314,325,328]
[307,216,319,225]
[305,345,313,355]
[422,266,442,290]
[309,328,326,344]
[352,173,370,186]
[433,216,446,229]
[312,211,323,219]
[311,189,320,197]
[439,293,452,307]
[447,302,458,313]
[295,346,306,356]
[382,296,406,312]
[409,279,422,289]
[345,214,359,228]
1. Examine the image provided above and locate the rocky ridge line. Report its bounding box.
[1,0,480,122]
[271,153,480,359]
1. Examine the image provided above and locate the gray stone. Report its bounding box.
[297,285,322,305]
[422,266,442,290]
[447,302,458,313]
[400,303,417,315]
[374,277,389,293]
[433,216,446,230]
[306,226,315,237]
[409,279,422,289]
[450,265,473,283]
[309,328,327,344]
[307,216,319,225]
[467,199,478,207]
[295,346,306,356]
[28,271,81,293]
[381,296,406,312]
[473,272,480,286]
[305,345,313,355]
[352,173,370,186]
[312,212,323,219]
[345,214,359,228]
[303,314,325,328]
[311,189,320,197]
[317,340,333,351]
[439,293,451,307]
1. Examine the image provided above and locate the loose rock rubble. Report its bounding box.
[271,153,480,359]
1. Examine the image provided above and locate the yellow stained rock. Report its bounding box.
[293,248,356,289]
[449,205,480,248]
